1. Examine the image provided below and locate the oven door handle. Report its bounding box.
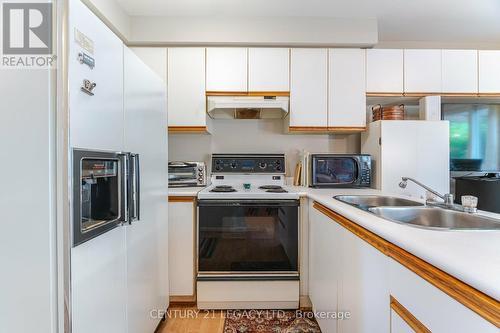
[197,200,299,207]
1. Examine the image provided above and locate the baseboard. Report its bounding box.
[169,295,197,306]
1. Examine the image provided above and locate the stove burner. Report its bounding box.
[265,188,288,193]
[259,185,283,190]
[210,185,237,193]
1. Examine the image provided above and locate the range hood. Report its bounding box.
[207,96,289,119]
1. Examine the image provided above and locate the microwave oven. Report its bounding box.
[309,154,372,188]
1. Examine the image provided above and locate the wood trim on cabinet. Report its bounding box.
[206,91,290,97]
[288,126,329,133]
[390,295,432,333]
[168,196,197,202]
[366,92,500,98]
[366,92,405,97]
[169,295,197,305]
[312,201,500,327]
[328,126,366,133]
[168,126,208,133]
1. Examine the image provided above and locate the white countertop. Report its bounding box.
[168,187,203,196]
[304,187,500,301]
[168,185,500,300]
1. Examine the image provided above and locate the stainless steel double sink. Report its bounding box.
[334,195,500,230]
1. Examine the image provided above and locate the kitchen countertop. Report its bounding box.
[167,185,500,300]
[168,187,204,196]
[304,187,500,302]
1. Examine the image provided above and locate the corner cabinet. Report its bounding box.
[328,49,366,131]
[309,202,500,333]
[167,48,210,133]
[168,196,196,302]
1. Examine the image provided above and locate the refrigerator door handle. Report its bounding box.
[129,153,140,223]
[120,152,130,224]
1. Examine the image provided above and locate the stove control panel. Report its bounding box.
[212,154,285,174]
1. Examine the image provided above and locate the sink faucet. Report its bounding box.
[398,177,454,207]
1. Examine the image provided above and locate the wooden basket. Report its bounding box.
[372,104,405,121]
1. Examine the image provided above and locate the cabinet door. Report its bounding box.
[404,49,442,93]
[328,49,366,128]
[69,0,124,151]
[248,48,289,92]
[479,50,500,93]
[124,47,169,333]
[168,48,207,127]
[206,48,247,92]
[389,259,498,332]
[338,222,390,333]
[168,200,195,296]
[442,50,478,93]
[309,202,339,333]
[366,49,404,93]
[290,49,328,128]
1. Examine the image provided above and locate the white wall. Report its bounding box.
[168,119,360,176]
[0,69,57,332]
[83,0,132,40]
[129,16,378,47]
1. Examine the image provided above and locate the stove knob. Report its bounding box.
[230,162,237,169]
[275,160,281,165]
[215,165,222,171]
[259,162,267,169]
[276,165,282,171]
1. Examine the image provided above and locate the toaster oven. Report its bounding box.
[168,161,207,187]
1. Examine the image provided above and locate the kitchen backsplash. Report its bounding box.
[168,119,361,176]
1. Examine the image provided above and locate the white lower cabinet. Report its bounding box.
[389,259,498,333]
[309,202,389,333]
[309,202,497,333]
[168,198,196,297]
[309,202,340,333]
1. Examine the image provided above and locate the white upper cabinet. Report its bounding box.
[442,50,478,93]
[366,49,404,93]
[478,50,500,93]
[328,49,366,128]
[206,48,247,92]
[290,48,328,128]
[404,49,442,93]
[248,48,290,92]
[167,48,207,127]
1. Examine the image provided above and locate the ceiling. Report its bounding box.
[115,0,500,43]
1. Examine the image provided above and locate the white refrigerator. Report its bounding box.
[68,1,169,332]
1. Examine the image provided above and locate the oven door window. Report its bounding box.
[315,158,358,184]
[81,159,120,232]
[198,200,299,273]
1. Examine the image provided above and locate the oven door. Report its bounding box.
[311,155,362,187]
[197,200,299,279]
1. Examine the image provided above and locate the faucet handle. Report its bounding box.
[461,195,478,213]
